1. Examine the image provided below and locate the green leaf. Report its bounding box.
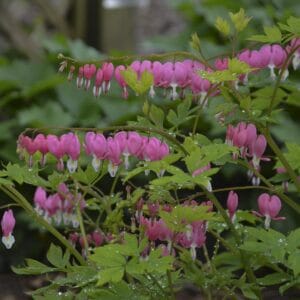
[229,8,251,32]
[184,143,236,173]
[160,205,215,232]
[199,58,252,84]
[97,267,124,286]
[190,33,201,51]
[149,104,164,128]
[288,250,300,276]
[122,68,153,95]
[249,26,282,43]
[287,228,300,252]
[278,16,300,36]
[215,17,231,36]
[46,244,65,268]
[121,233,139,256]
[258,273,290,286]
[12,259,55,275]
[90,245,126,268]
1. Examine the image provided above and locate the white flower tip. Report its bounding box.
[108,162,118,177]
[67,159,78,173]
[92,157,101,172]
[2,234,15,249]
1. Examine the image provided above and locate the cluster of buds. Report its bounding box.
[59,40,300,102]
[253,193,285,229]
[17,131,170,178]
[1,210,16,249]
[33,184,86,227]
[69,230,105,256]
[136,199,213,260]
[226,122,268,185]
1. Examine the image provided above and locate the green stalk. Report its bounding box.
[167,270,175,300]
[238,160,300,214]
[260,127,300,193]
[202,188,261,298]
[0,184,86,266]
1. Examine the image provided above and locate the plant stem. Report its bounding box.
[0,184,86,266]
[167,270,175,300]
[202,188,261,298]
[267,44,300,116]
[238,160,300,214]
[208,229,237,253]
[260,127,300,193]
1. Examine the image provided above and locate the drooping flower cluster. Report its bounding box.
[226,122,268,185]
[253,193,285,229]
[85,131,170,177]
[33,184,86,227]
[1,209,16,249]
[61,59,214,103]
[18,133,80,172]
[136,199,213,260]
[17,131,170,177]
[59,40,300,102]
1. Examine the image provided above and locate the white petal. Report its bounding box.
[2,234,15,249]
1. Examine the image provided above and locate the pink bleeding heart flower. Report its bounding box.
[259,44,288,80]
[130,60,141,77]
[1,209,16,249]
[93,68,103,97]
[147,202,160,217]
[18,135,38,168]
[127,132,143,157]
[47,135,65,171]
[149,61,163,97]
[76,66,84,88]
[92,231,104,247]
[140,60,152,73]
[176,221,206,260]
[227,191,238,222]
[67,65,75,81]
[102,62,114,93]
[249,134,267,170]
[34,134,49,166]
[45,193,62,219]
[190,73,211,105]
[69,232,79,246]
[115,65,129,99]
[106,137,122,177]
[34,186,47,214]
[253,193,285,229]
[83,64,96,90]
[287,38,300,70]
[61,133,81,173]
[84,132,107,172]
[215,57,228,70]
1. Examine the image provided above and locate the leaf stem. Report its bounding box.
[260,127,300,193]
